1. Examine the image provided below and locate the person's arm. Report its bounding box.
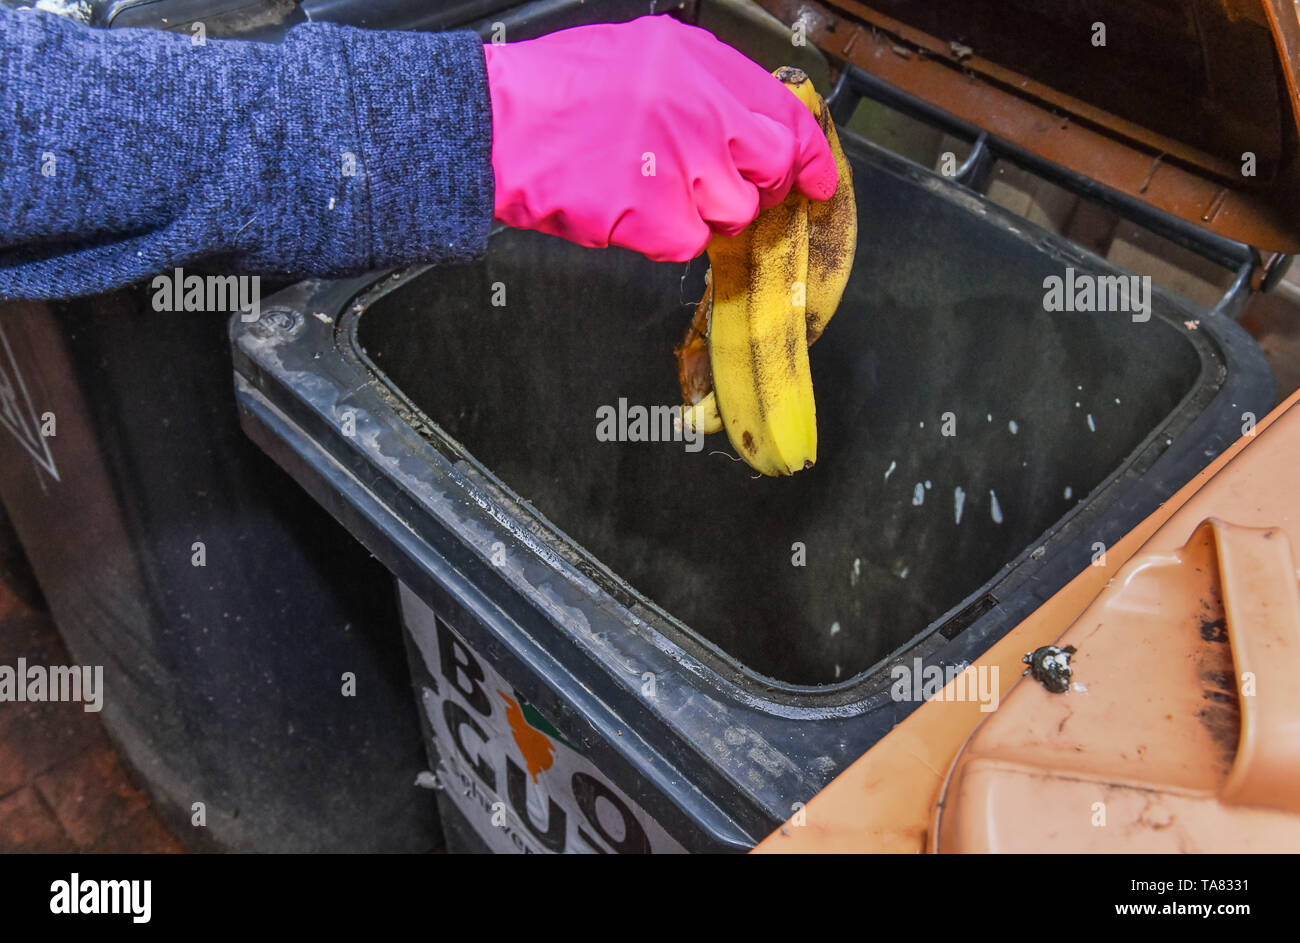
[0,7,493,299]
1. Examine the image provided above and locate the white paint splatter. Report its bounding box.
[830,621,841,636]
[34,0,92,22]
[1008,420,1018,434]
[851,558,861,587]
[989,490,1003,524]
[1064,485,1073,500]
[884,460,897,481]
[954,486,966,525]
[898,566,909,579]
[986,413,992,422]
[912,483,925,506]
[1087,413,1096,432]
[925,480,932,490]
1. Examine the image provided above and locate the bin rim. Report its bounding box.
[239,132,1273,713]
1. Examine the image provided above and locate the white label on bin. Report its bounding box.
[400,584,686,854]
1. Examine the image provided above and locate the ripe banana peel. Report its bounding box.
[674,67,857,475]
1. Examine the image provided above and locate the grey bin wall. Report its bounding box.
[0,293,439,851]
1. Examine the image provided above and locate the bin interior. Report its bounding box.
[355,137,1204,687]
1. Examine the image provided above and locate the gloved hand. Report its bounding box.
[483,15,839,262]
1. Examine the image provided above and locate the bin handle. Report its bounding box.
[1200,518,1300,813]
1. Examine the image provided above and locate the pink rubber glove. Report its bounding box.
[483,15,839,262]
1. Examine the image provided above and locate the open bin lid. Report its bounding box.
[757,0,1300,254]
[933,516,1300,852]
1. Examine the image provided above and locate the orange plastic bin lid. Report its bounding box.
[934,517,1300,852]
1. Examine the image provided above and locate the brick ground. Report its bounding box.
[0,581,182,853]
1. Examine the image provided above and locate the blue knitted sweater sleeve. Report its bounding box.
[0,7,494,299]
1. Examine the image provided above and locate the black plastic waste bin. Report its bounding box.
[230,118,1273,850]
[0,288,444,851]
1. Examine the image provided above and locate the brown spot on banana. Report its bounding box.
[805,96,857,346]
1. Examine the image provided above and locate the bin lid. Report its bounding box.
[759,0,1300,253]
[933,516,1300,851]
